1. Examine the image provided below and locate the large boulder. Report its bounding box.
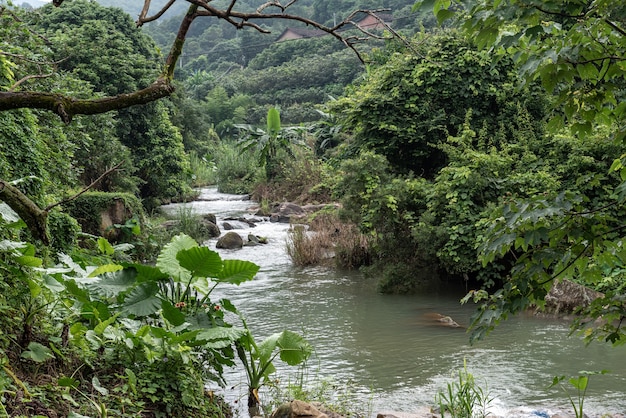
[544,279,603,314]
[270,202,306,223]
[63,192,143,242]
[271,400,344,418]
[216,231,244,249]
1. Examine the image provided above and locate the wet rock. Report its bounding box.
[216,231,243,249]
[271,400,329,418]
[544,279,603,314]
[245,234,268,246]
[270,202,306,223]
[200,219,220,238]
[223,222,234,230]
[203,213,217,224]
[377,408,438,418]
[224,216,258,227]
[422,313,463,328]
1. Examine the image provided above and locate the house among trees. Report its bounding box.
[276,27,327,42]
[355,13,393,30]
[277,13,393,42]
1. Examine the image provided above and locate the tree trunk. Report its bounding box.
[0,180,49,245]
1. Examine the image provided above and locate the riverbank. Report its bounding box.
[163,187,626,418]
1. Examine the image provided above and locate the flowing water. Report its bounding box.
[161,187,626,417]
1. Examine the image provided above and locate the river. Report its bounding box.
[161,187,626,417]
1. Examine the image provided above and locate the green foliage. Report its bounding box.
[332,151,434,281]
[211,140,263,194]
[329,31,546,177]
[0,110,47,200]
[410,0,626,345]
[29,0,193,206]
[237,107,306,181]
[550,370,609,418]
[203,86,255,138]
[436,361,492,418]
[414,0,626,140]
[0,227,310,416]
[47,210,81,254]
[236,323,312,416]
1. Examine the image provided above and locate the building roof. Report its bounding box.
[276,27,327,42]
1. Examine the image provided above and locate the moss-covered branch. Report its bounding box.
[0,180,49,245]
[0,1,392,122]
[0,78,175,123]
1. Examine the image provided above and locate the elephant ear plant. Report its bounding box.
[235,319,312,417]
[32,233,311,415]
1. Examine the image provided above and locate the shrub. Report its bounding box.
[189,150,218,187]
[286,212,371,269]
[62,192,145,242]
[213,140,262,194]
[47,210,81,254]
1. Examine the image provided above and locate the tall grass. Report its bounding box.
[189,151,218,187]
[214,140,262,194]
[286,213,371,268]
[437,360,493,418]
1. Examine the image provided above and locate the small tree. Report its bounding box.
[236,107,305,181]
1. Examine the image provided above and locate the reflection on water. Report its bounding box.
[162,188,626,417]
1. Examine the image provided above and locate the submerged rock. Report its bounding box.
[377,408,438,418]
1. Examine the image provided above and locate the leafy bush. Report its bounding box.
[47,211,81,254]
[213,140,263,194]
[436,361,492,418]
[329,31,546,177]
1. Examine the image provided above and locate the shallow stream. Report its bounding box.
[161,187,626,417]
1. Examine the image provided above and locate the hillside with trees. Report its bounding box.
[1,0,625,416]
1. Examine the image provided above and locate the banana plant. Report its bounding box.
[235,106,305,181]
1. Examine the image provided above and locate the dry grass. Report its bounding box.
[286,213,371,268]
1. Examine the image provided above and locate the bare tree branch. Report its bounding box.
[45,162,125,212]
[10,73,55,92]
[136,0,178,26]
[1,0,398,120]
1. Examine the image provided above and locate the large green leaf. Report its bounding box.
[266,107,281,138]
[277,330,312,366]
[256,332,280,364]
[16,255,42,267]
[121,282,161,316]
[197,327,246,348]
[0,202,20,223]
[61,278,91,304]
[176,246,223,278]
[217,259,259,285]
[161,300,186,326]
[21,342,53,362]
[88,264,123,278]
[87,269,138,298]
[126,264,169,283]
[156,234,197,281]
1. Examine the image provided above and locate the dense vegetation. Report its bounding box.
[1,0,625,416]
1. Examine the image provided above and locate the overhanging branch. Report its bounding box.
[0,78,175,123]
[3,0,397,120]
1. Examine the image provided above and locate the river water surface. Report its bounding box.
[161,187,626,417]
